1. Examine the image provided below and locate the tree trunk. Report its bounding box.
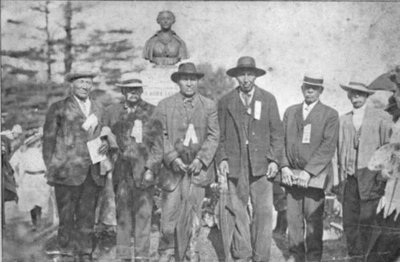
[63,0,73,74]
[45,0,52,81]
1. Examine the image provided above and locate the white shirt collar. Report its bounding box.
[73,95,91,117]
[352,103,367,114]
[303,100,319,111]
[239,86,255,105]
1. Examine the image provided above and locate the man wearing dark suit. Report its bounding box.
[43,72,109,262]
[281,75,339,262]
[153,63,220,262]
[216,56,284,262]
[337,81,391,262]
[103,77,163,262]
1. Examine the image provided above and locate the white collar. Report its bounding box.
[353,103,367,114]
[303,100,319,110]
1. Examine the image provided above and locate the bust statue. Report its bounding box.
[142,11,189,66]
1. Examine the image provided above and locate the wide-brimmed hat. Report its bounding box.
[65,71,96,82]
[302,74,324,88]
[340,81,375,95]
[226,56,266,77]
[171,62,204,83]
[115,78,144,89]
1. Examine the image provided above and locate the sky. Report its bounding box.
[1,1,400,114]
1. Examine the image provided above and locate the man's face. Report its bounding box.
[72,77,92,100]
[177,75,198,97]
[123,88,143,103]
[302,85,323,104]
[348,90,369,109]
[236,70,256,93]
[158,12,174,30]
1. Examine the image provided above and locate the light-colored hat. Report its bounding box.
[226,56,266,77]
[171,63,204,83]
[302,74,324,88]
[340,81,375,95]
[65,71,96,82]
[115,78,144,88]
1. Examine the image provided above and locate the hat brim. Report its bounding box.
[115,83,145,88]
[226,67,266,77]
[340,84,375,95]
[65,73,96,82]
[171,72,204,83]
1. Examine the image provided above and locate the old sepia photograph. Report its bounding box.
[1,1,400,261]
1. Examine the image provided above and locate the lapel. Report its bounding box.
[304,101,322,123]
[68,96,86,119]
[294,103,304,131]
[227,88,242,128]
[173,93,187,121]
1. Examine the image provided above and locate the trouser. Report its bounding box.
[366,210,400,262]
[287,186,325,262]
[273,183,287,212]
[343,175,380,262]
[229,175,273,262]
[115,179,154,260]
[158,173,204,260]
[54,172,101,256]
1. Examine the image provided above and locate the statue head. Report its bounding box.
[156,10,176,30]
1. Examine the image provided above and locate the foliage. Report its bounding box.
[197,63,235,101]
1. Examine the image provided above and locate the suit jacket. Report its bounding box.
[215,86,284,179]
[153,92,220,187]
[282,101,339,189]
[103,100,163,187]
[42,96,105,186]
[338,105,391,200]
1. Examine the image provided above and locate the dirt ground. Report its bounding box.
[2,201,350,262]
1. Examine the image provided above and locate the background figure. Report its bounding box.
[42,71,110,262]
[103,77,163,262]
[1,135,18,229]
[143,10,189,66]
[10,128,54,231]
[281,74,339,262]
[216,56,284,262]
[337,81,391,262]
[366,65,400,262]
[154,63,219,262]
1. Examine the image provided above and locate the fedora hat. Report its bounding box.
[340,81,375,95]
[65,71,96,82]
[171,63,204,83]
[115,78,144,89]
[226,56,266,77]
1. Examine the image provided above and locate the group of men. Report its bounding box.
[42,56,399,262]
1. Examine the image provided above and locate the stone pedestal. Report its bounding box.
[139,66,179,106]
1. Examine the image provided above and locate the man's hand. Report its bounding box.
[219,160,230,178]
[298,170,311,188]
[281,167,295,186]
[98,139,109,155]
[188,158,203,175]
[141,169,155,188]
[172,158,187,173]
[266,162,279,179]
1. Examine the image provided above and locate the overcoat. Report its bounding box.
[215,86,284,179]
[42,96,105,186]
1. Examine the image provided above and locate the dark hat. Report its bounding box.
[65,71,96,82]
[340,81,375,95]
[226,56,266,77]
[302,73,324,88]
[115,78,144,89]
[171,63,204,83]
[157,168,183,192]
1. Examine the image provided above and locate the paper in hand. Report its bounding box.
[87,137,107,164]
